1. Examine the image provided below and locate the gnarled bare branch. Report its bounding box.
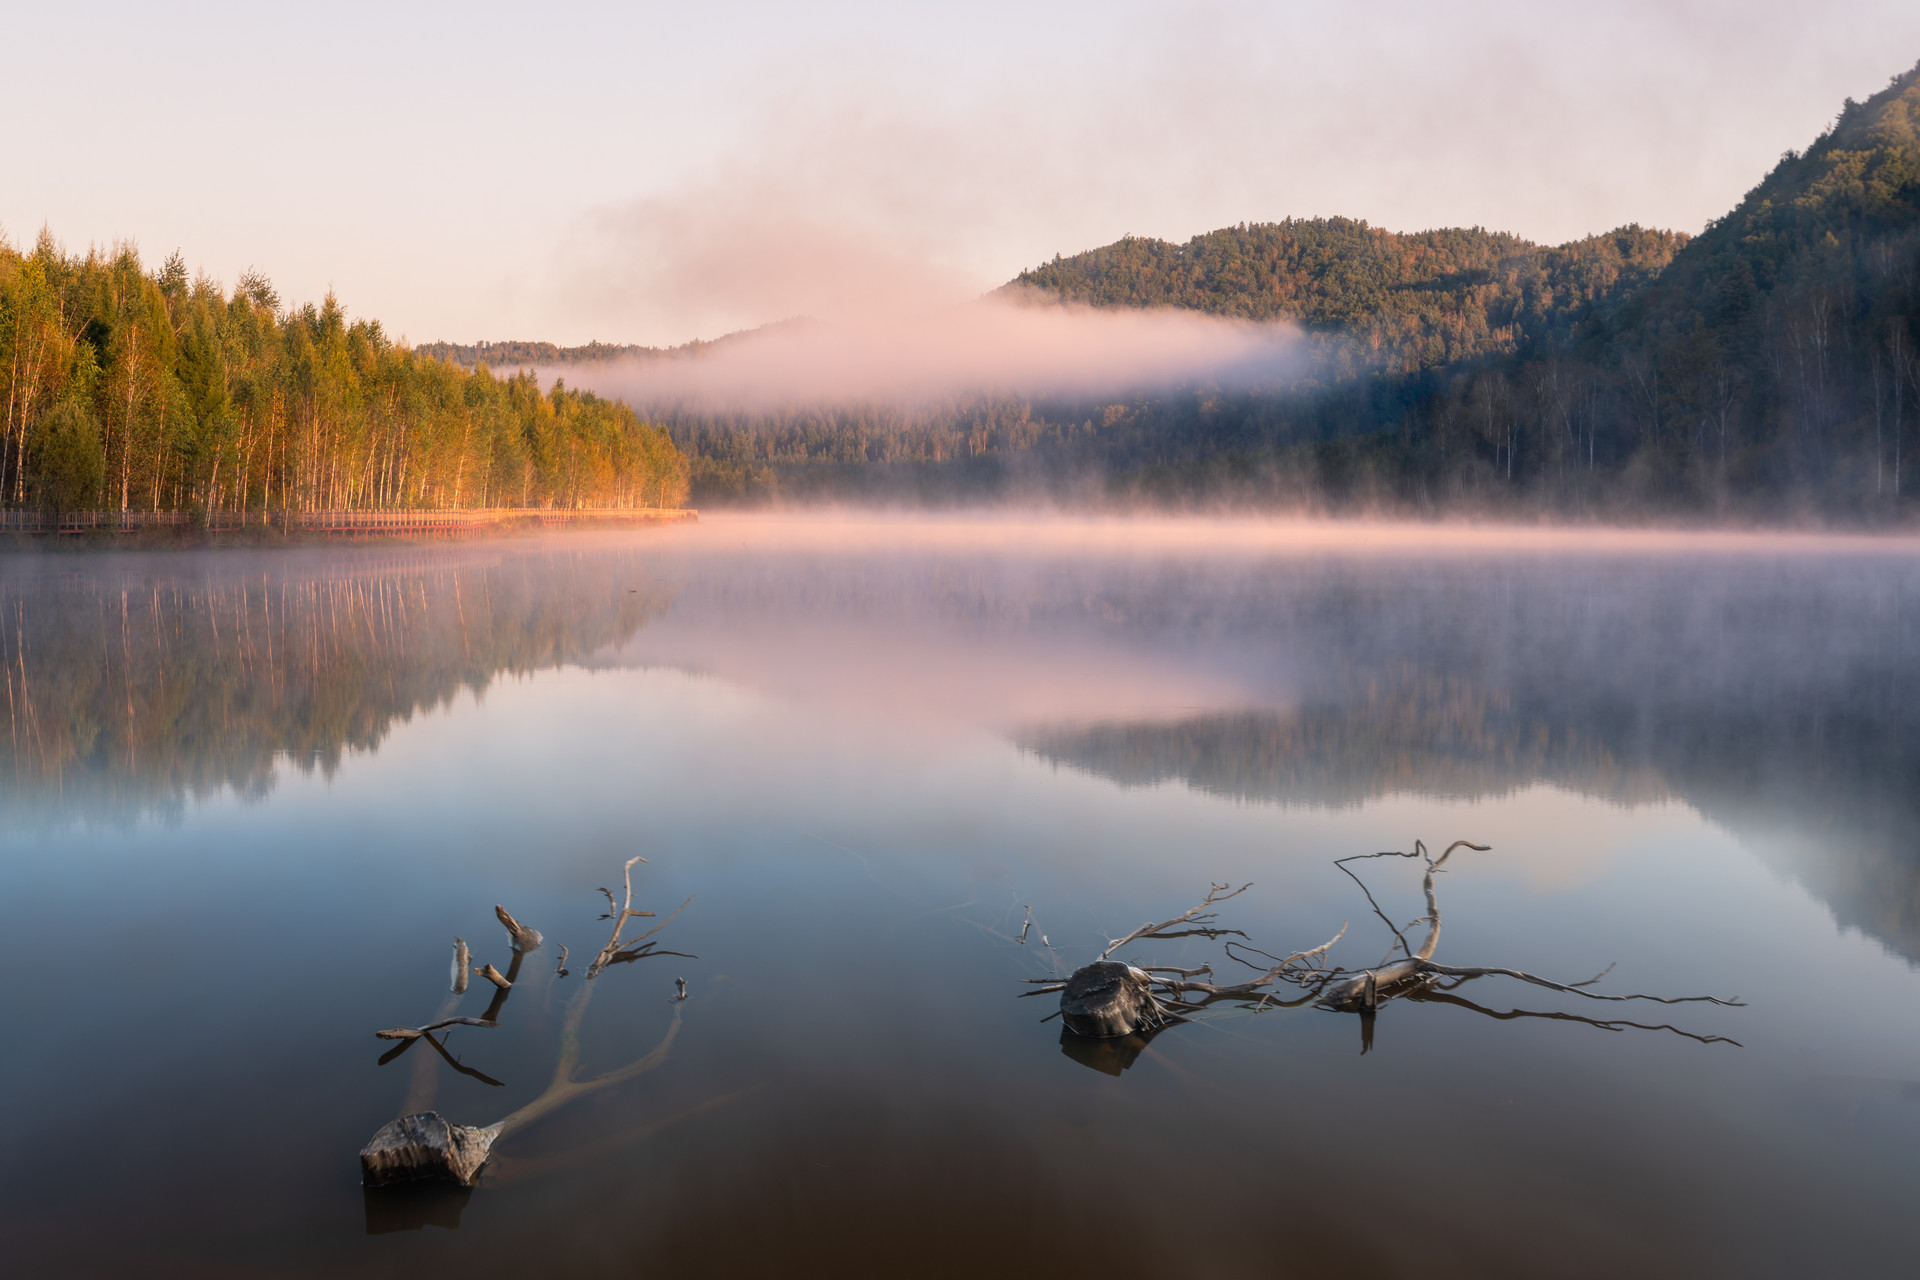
[1420,963,1743,1007]
[1032,837,1742,1052]
[1099,882,1250,960]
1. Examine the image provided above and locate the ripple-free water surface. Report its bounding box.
[3,515,1918,1278]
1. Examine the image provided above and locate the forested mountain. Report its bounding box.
[1009,220,1684,375]
[22,59,1907,518]
[0,239,689,518]
[673,59,1920,516]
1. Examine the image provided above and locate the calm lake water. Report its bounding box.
[3,514,1919,1278]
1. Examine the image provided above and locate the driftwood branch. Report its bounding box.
[1411,989,1743,1046]
[495,905,543,953]
[1420,963,1743,1007]
[1316,840,1484,1006]
[451,938,470,995]
[587,856,661,977]
[364,857,697,1189]
[1032,838,1743,1052]
[1099,882,1250,960]
[588,860,694,979]
[1156,923,1348,1000]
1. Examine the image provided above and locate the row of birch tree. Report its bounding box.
[0,230,688,515]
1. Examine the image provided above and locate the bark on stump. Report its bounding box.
[359,1112,501,1188]
[1060,961,1157,1038]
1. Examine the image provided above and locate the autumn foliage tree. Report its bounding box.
[0,233,689,516]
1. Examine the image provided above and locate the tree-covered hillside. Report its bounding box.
[0,238,689,518]
[1009,220,1684,376]
[675,59,1920,516]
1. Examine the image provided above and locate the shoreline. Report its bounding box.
[0,507,697,552]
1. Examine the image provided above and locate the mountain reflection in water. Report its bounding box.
[1015,612,1920,963]
[5,531,1917,958]
[5,518,1920,1279]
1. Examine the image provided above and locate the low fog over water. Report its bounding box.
[3,514,1919,1277]
[510,298,1305,413]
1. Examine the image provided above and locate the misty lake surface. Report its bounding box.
[5,514,1920,1279]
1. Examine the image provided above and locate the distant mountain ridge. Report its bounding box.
[428,59,1920,516]
[1007,220,1686,377]
[416,319,810,372]
[414,338,661,367]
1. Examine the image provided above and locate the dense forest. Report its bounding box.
[1010,220,1686,374]
[415,338,659,368]
[0,242,689,518]
[659,60,1920,516]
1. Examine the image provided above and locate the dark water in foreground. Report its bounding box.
[3,515,1919,1278]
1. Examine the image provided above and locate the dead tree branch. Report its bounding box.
[587,856,686,978]
[1411,988,1743,1047]
[495,905,544,953]
[1030,838,1743,1050]
[1153,923,1348,1001]
[363,858,698,1189]
[1420,963,1743,1007]
[472,963,512,991]
[1099,882,1251,960]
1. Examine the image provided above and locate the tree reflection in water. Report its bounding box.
[0,547,675,820]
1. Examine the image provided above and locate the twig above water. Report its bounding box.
[472,963,512,991]
[495,905,544,953]
[1099,882,1251,961]
[588,857,694,978]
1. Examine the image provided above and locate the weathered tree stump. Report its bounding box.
[1060,961,1158,1038]
[359,1112,501,1188]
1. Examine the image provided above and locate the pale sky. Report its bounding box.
[6,1,1920,346]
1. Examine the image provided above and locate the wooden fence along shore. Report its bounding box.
[0,508,697,538]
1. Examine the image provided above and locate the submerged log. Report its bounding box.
[359,1111,501,1188]
[1060,961,1159,1038]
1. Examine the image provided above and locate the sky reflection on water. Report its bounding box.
[2,516,1919,1278]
